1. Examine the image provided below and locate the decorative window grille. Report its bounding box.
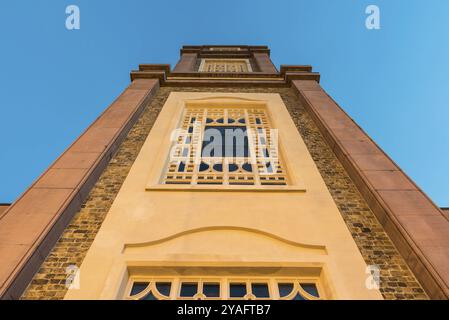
[199,59,252,73]
[125,278,322,300]
[162,106,288,187]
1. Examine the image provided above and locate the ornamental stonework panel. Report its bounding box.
[199,59,252,72]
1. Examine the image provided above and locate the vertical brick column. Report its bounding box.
[0,79,159,299]
[253,53,277,73]
[292,80,449,299]
[173,53,198,72]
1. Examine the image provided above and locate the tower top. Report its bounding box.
[130,44,319,86]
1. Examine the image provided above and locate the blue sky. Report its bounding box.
[0,0,448,206]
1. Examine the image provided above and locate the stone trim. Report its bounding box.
[292,80,448,299]
[180,45,271,55]
[253,52,278,73]
[173,53,198,73]
[0,79,159,300]
[442,209,449,220]
[0,205,9,216]
[131,62,320,86]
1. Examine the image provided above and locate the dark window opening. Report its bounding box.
[202,126,250,158]
[130,282,149,296]
[278,283,294,298]
[203,283,220,297]
[180,283,198,297]
[156,282,171,296]
[301,284,319,298]
[252,283,270,298]
[229,283,247,298]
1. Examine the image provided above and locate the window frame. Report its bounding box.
[146,100,305,192]
[125,275,324,300]
[144,94,307,193]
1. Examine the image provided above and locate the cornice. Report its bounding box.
[130,64,320,87]
[180,45,271,56]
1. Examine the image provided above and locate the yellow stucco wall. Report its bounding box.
[64,92,382,300]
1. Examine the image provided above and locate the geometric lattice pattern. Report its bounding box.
[163,106,288,186]
[126,277,322,300]
[199,59,252,73]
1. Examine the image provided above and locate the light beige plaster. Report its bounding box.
[65,92,382,300]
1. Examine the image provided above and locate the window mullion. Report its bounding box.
[270,278,278,300]
[191,109,206,185]
[245,109,261,185]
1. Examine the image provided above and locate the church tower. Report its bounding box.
[1,45,447,300]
